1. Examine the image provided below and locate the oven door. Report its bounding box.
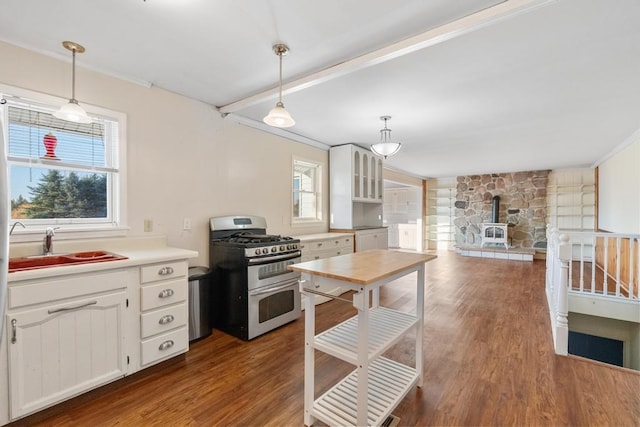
[247,277,301,340]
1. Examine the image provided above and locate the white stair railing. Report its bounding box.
[545,225,640,355]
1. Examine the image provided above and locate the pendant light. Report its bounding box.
[53,41,92,124]
[263,43,295,128]
[371,116,401,159]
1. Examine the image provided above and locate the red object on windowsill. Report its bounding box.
[42,132,59,160]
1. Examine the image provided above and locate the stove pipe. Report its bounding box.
[491,196,500,223]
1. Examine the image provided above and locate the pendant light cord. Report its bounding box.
[71,47,77,101]
[278,49,283,104]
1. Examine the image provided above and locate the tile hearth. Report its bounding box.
[456,244,535,262]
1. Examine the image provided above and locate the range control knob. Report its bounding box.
[255,249,261,255]
[262,248,269,254]
[286,244,292,250]
[280,245,285,251]
[293,244,298,249]
[271,247,277,253]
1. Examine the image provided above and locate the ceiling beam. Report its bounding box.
[218,0,555,114]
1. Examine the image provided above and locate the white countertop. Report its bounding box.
[8,236,198,282]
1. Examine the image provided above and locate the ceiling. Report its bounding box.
[1,0,639,178]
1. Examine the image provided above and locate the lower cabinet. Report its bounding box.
[4,257,192,422]
[297,233,354,304]
[6,270,130,419]
[354,227,389,251]
[138,260,189,368]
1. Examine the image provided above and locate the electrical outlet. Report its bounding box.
[183,218,192,230]
[144,219,153,232]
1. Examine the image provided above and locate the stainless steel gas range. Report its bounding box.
[209,215,301,340]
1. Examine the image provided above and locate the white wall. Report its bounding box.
[597,137,640,234]
[0,41,329,266]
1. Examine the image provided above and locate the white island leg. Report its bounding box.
[302,274,316,427]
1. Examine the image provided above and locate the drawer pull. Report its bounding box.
[158,266,174,276]
[158,289,175,298]
[11,319,17,344]
[158,314,175,325]
[158,340,174,351]
[48,300,98,314]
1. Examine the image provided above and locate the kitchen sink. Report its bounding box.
[9,251,128,273]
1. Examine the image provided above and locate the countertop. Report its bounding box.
[293,232,354,242]
[289,249,436,285]
[8,237,198,282]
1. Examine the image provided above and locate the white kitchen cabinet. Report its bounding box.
[138,260,189,367]
[398,224,418,250]
[330,144,383,230]
[6,269,131,419]
[296,233,354,305]
[354,227,388,252]
[387,224,400,248]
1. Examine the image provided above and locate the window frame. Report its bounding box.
[292,156,323,226]
[1,83,128,242]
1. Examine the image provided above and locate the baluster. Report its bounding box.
[579,239,585,292]
[603,236,608,295]
[615,237,622,297]
[631,238,637,299]
[591,235,596,293]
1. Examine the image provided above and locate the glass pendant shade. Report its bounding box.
[54,41,92,124]
[370,116,401,159]
[54,99,92,124]
[263,44,295,128]
[371,142,401,158]
[263,101,295,128]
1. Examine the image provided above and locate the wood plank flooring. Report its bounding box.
[10,250,640,426]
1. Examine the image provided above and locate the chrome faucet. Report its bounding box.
[9,221,26,235]
[43,227,59,255]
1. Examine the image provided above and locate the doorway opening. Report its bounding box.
[383,181,422,252]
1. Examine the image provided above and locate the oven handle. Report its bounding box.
[249,279,299,297]
[247,251,301,265]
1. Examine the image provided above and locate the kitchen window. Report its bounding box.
[292,158,322,224]
[1,85,126,238]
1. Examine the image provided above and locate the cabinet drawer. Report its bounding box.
[302,247,351,262]
[8,269,130,310]
[331,236,353,250]
[140,278,187,311]
[140,261,187,284]
[140,302,187,339]
[141,327,188,366]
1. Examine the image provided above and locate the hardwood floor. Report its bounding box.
[10,251,640,426]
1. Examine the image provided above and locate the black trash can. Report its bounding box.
[188,266,212,342]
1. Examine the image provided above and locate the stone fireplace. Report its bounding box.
[454,171,549,249]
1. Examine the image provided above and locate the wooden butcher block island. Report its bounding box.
[289,249,437,427]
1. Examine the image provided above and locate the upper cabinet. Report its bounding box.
[335,144,383,203]
[330,144,384,229]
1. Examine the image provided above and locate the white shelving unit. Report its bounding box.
[291,250,435,427]
[546,169,596,232]
[426,178,456,250]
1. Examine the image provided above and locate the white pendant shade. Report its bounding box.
[53,99,92,124]
[370,115,401,159]
[263,102,295,128]
[371,142,401,158]
[264,44,295,128]
[55,41,92,124]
